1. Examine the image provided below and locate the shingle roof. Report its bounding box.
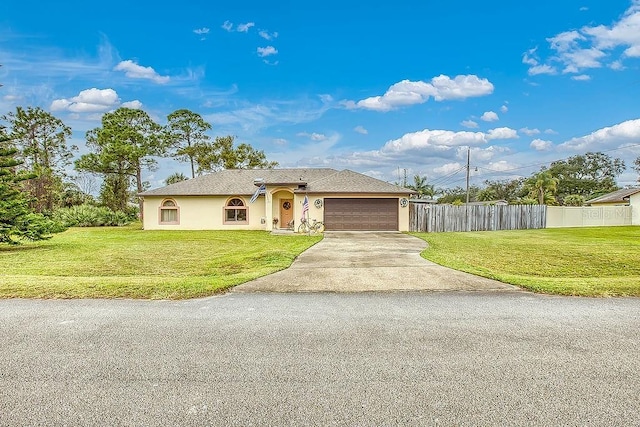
[303,169,414,194]
[139,168,414,197]
[585,188,640,204]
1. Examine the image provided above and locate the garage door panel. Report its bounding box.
[324,198,398,231]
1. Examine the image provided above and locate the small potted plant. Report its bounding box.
[273,218,279,226]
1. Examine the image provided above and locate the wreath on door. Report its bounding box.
[282,201,291,210]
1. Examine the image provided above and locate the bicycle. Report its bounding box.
[297,217,325,233]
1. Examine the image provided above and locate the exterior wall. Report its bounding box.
[143,196,267,230]
[143,192,411,231]
[630,193,640,225]
[546,206,633,228]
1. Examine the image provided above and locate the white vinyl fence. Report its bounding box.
[546,206,633,228]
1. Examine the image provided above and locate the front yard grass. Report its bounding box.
[411,226,640,297]
[0,225,321,299]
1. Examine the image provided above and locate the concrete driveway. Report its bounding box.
[233,231,518,292]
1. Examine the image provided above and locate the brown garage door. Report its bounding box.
[323,198,398,231]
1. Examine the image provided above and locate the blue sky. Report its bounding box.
[1,0,640,189]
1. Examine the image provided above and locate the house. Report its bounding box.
[585,188,640,207]
[139,168,415,231]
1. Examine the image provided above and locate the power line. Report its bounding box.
[473,143,640,176]
[429,165,466,186]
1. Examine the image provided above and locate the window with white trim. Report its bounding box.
[159,199,179,224]
[224,198,248,223]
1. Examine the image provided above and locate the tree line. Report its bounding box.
[2,102,639,244]
[407,151,638,206]
[0,106,277,244]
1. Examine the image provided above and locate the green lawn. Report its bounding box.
[0,225,321,299]
[411,226,640,297]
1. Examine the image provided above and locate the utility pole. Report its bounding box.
[465,147,470,204]
[403,168,407,188]
[465,147,470,232]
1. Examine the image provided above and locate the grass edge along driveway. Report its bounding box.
[0,226,322,299]
[411,226,640,297]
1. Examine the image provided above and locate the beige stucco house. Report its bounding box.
[139,168,415,231]
[585,188,640,207]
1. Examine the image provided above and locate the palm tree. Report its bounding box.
[407,175,435,199]
[165,172,188,186]
[528,171,559,205]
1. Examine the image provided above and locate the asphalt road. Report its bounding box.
[1,292,639,426]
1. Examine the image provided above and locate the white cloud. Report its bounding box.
[580,6,589,12]
[485,160,516,172]
[530,139,554,151]
[319,127,520,178]
[528,64,557,75]
[610,60,625,70]
[345,74,494,112]
[273,138,288,146]
[121,100,143,109]
[203,100,331,134]
[500,105,509,113]
[114,60,170,84]
[50,88,120,113]
[548,30,585,53]
[193,28,210,35]
[382,129,487,155]
[560,48,606,72]
[583,3,640,57]
[461,120,478,129]
[571,74,591,81]
[434,163,463,175]
[481,111,499,122]
[522,48,540,66]
[257,46,278,57]
[297,132,328,141]
[559,118,640,151]
[529,2,640,75]
[259,30,278,40]
[520,127,541,136]
[466,145,510,162]
[221,21,233,32]
[486,127,518,140]
[237,22,255,33]
[3,94,22,102]
[523,48,558,75]
[288,122,554,183]
[354,125,368,135]
[544,129,558,135]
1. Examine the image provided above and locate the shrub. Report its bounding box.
[52,204,132,227]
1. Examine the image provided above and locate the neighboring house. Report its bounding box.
[409,198,437,205]
[139,168,415,231]
[585,188,640,206]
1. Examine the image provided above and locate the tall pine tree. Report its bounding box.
[0,133,58,244]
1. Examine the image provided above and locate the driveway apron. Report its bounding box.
[232,232,518,292]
